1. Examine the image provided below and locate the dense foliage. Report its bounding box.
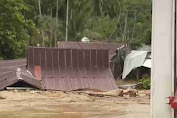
[0,0,152,59]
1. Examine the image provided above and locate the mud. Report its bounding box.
[0,91,150,118]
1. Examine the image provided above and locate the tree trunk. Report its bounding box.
[55,0,58,47]
[122,11,128,43]
[65,0,69,42]
[50,7,53,47]
[38,0,45,47]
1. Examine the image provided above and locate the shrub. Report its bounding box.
[139,74,151,89]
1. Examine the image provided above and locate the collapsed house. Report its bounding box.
[58,41,129,78]
[27,47,117,91]
[0,59,42,90]
[0,43,123,91]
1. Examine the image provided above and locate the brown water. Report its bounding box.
[0,91,150,118]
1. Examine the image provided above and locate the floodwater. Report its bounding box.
[0,91,150,118]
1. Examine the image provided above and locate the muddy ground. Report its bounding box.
[0,90,150,118]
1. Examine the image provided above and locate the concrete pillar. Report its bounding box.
[151,0,175,118]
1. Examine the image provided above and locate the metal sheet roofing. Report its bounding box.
[27,47,118,91]
[58,42,125,60]
[0,59,26,80]
[0,59,42,90]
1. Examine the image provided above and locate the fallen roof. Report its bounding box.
[122,51,151,79]
[58,41,125,60]
[0,59,26,80]
[0,59,42,90]
[27,47,118,91]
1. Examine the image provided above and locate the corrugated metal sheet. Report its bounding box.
[58,42,125,60]
[27,47,118,91]
[0,59,26,80]
[0,72,19,90]
[0,59,42,90]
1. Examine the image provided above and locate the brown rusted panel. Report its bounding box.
[35,66,41,80]
[72,49,78,68]
[58,42,81,49]
[0,73,18,90]
[0,59,42,90]
[90,50,98,82]
[40,47,46,77]
[0,59,26,80]
[65,49,72,67]
[0,72,13,79]
[46,48,53,76]
[84,50,91,69]
[52,49,60,78]
[0,72,42,90]
[20,72,42,89]
[0,68,14,75]
[27,47,118,91]
[0,59,26,68]
[59,49,65,78]
[58,41,125,60]
[72,49,84,89]
[103,50,109,68]
[97,50,104,68]
[33,48,41,66]
[27,47,34,73]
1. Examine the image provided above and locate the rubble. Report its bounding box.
[0,96,5,99]
[138,90,151,97]
[119,84,139,89]
[74,88,150,98]
[84,89,123,97]
[138,93,147,97]
[123,89,137,97]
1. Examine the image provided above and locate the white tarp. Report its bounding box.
[143,59,151,68]
[81,37,90,43]
[122,51,148,79]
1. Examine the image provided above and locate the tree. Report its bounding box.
[0,0,37,59]
[0,0,152,59]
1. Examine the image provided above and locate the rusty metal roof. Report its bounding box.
[0,59,26,80]
[58,42,125,60]
[0,59,42,90]
[27,47,118,91]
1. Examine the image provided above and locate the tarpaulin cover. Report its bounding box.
[122,51,148,79]
[27,47,118,91]
[143,59,151,68]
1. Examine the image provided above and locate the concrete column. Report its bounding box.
[151,0,175,118]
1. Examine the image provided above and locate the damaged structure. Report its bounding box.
[27,47,117,91]
[58,41,128,78]
[0,59,42,90]
[27,47,118,91]
[122,46,151,79]
[0,42,124,91]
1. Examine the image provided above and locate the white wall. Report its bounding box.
[151,0,175,118]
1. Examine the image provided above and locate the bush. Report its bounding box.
[139,74,151,89]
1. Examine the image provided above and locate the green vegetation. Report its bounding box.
[0,0,152,59]
[139,74,151,89]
